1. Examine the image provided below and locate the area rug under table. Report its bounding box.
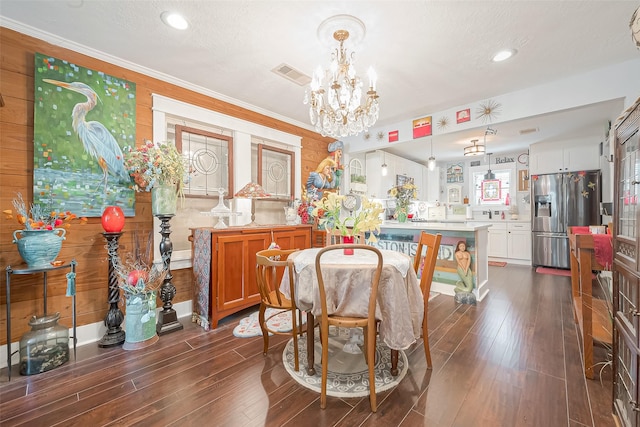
[282,326,408,398]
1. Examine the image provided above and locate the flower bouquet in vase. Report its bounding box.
[388,182,417,223]
[311,192,384,253]
[124,140,187,216]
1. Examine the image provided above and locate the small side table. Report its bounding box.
[5,260,77,380]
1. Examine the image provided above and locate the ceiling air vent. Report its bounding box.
[272,63,311,86]
[519,127,539,135]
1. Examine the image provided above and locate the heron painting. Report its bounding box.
[34,53,136,216]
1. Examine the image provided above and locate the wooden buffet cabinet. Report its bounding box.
[190,224,312,330]
[613,98,640,427]
[568,229,612,380]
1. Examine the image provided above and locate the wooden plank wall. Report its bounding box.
[0,27,332,344]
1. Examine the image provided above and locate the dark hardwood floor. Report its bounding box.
[0,264,615,426]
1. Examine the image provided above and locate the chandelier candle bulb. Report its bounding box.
[368,67,377,90]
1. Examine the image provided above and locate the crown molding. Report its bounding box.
[0,17,314,133]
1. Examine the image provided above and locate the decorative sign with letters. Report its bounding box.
[495,156,515,164]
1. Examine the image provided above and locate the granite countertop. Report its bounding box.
[381,221,492,231]
[466,219,530,224]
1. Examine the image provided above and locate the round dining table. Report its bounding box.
[281,246,424,375]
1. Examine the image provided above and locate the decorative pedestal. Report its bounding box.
[200,188,240,228]
[201,211,241,228]
[99,232,126,347]
[155,214,183,335]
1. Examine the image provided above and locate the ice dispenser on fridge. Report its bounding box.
[534,195,551,218]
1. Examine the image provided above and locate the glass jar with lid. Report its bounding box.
[19,312,69,375]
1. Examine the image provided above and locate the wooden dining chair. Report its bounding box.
[412,231,442,369]
[315,244,383,412]
[325,229,366,246]
[255,248,304,371]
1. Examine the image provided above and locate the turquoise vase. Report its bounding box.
[397,209,408,223]
[151,183,178,216]
[124,291,157,344]
[13,228,66,269]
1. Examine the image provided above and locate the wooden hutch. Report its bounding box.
[613,97,640,426]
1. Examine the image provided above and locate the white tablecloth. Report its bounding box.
[281,247,423,350]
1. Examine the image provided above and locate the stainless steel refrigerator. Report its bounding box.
[531,170,601,269]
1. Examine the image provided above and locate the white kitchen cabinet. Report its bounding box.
[488,223,508,258]
[563,144,600,172]
[365,151,395,199]
[529,149,563,174]
[529,140,600,175]
[365,150,427,199]
[507,222,531,260]
[424,166,440,201]
[483,221,531,262]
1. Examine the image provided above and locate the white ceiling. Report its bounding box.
[1,1,639,164]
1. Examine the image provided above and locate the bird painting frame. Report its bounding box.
[33,52,137,216]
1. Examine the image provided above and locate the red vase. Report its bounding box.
[101,206,125,232]
[342,235,354,255]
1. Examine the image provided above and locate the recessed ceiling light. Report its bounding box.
[161,11,189,30]
[491,49,517,62]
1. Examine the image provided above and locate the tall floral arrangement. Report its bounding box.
[388,182,417,212]
[311,192,384,243]
[123,140,187,197]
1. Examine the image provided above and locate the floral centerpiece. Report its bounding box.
[5,192,87,230]
[123,140,187,215]
[5,192,87,268]
[311,192,384,243]
[388,182,417,222]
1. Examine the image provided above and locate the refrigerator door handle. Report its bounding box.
[559,174,566,233]
[533,232,566,238]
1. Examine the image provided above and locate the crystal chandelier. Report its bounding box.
[304,18,379,138]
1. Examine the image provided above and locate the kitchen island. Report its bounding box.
[371,221,491,301]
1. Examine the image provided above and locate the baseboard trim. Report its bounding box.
[1,300,193,370]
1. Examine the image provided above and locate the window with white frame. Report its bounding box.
[469,164,515,206]
[152,94,302,269]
